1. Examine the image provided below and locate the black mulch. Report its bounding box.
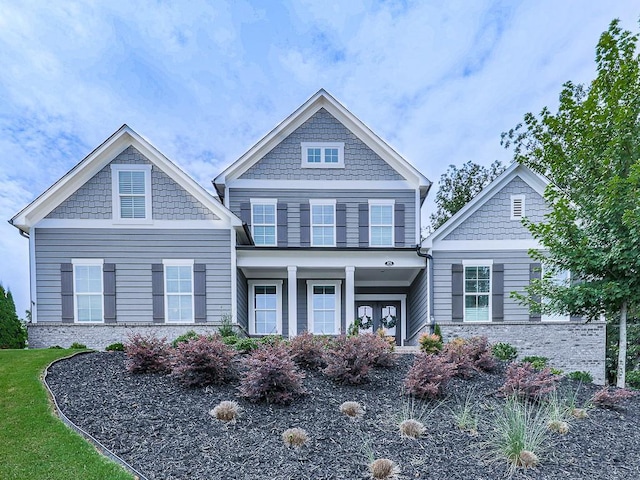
[46,352,640,480]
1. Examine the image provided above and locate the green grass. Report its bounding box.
[0,349,134,480]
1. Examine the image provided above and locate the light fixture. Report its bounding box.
[385,260,394,266]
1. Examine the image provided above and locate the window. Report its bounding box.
[310,200,336,246]
[542,268,570,322]
[111,164,152,221]
[511,195,525,220]
[248,281,283,335]
[251,199,277,246]
[164,260,194,322]
[301,142,344,168]
[464,264,491,322]
[307,280,342,334]
[73,259,103,323]
[369,200,394,246]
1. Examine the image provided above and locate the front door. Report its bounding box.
[355,301,401,345]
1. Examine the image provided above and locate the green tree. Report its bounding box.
[503,19,640,387]
[429,160,505,231]
[0,285,27,349]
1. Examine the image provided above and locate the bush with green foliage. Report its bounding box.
[259,335,286,347]
[492,342,518,361]
[521,356,549,370]
[289,331,328,370]
[626,370,640,389]
[418,333,442,354]
[500,362,558,401]
[0,285,27,349]
[48,345,63,349]
[403,353,456,399]
[171,330,200,348]
[69,342,87,349]
[323,335,380,384]
[170,335,237,387]
[105,342,125,352]
[232,337,260,353]
[217,314,235,337]
[124,333,171,374]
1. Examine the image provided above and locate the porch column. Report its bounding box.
[345,266,355,333]
[287,266,298,338]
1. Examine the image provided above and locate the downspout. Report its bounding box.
[415,244,435,335]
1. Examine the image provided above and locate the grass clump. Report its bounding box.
[209,400,240,423]
[399,419,425,439]
[340,401,365,419]
[452,390,479,434]
[369,458,400,480]
[282,427,308,448]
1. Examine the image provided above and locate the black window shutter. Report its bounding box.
[529,263,542,321]
[394,203,405,247]
[492,264,504,322]
[336,203,347,247]
[451,264,464,322]
[359,203,369,247]
[240,202,251,227]
[194,264,206,323]
[61,263,74,323]
[277,203,288,247]
[103,263,116,323]
[300,203,310,247]
[152,264,164,323]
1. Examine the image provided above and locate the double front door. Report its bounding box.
[355,301,401,345]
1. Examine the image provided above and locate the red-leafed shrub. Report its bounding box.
[403,353,457,399]
[591,387,636,408]
[442,336,496,378]
[323,335,378,384]
[499,362,558,400]
[358,332,397,368]
[238,343,306,404]
[289,331,329,370]
[170,335,237,387]
[124,333,171,374]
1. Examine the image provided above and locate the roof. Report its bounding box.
[10,124,243,234]
[213,89,432,201]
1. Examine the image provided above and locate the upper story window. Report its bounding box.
[111,164,152,222]
[463,261,492,322]
[310,199,336,247]
[511,194,525,220]
[369,199,394,246]
[301,142,344,168]
[251,199,277,246]
[72,259,103,323]
[163,259,194,323]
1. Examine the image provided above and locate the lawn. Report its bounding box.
[0,349,134,480]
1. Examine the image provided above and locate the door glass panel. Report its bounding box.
[356,305,374,332]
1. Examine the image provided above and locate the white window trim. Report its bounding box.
[368,199,395,247]
[162,259,195,323]
[72,258,104,324]
[301,142,345,168]
[310,199,336,247]
[541,267,571,322]
[111,164,153,224]
[462,262,492,323]
[307,280,342,335]
[511,194,525,220]
[248,280,283,335]
[250,198,278,247]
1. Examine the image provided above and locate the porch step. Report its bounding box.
[394,346,419,354]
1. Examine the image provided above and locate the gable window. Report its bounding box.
[301,142,344,168]
[248,280,283,335]
[164,260,194,322]
[73,259,103,323]
[369,200,394,246]
[464,263,492,322]
[307,280,342,334]
[251,199,277,246]
[511,194,525,220]
[310,199,336,246]
[111,164,152,222]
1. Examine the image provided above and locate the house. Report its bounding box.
[422,162,606,383]
[10,90,432,349]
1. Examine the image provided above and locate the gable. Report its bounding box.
[46,146,219,221]
[443,175,547,241]
[238,108,405,181]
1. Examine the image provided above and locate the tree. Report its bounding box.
[502,19,640,387]
[429,160,505,231]
[0,284,27,349]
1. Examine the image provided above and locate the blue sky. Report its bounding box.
[1,1,638,315]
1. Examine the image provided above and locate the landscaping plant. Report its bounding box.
[281,427,308,448]
[499,362,558,401]
[418,333,442,354]
[442,336,495,378]
[398,419,425,439]
[105,342,124,352]
[368,458,400,480]
[567,370,593,383]
[171,330,200,348]
[170,335,237,387]
[590,386,636,409]
[0,284,27,349]
[289,331,328,370]
[209,400,240,423]
[403,353,456,399]
[521,356,549,370]
[492,342,518,361]
[339,401,365,419]
[124,333,171,374]
[69,342,87,349]
[323,335,378,385]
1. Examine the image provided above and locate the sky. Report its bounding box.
[0,0,638,316]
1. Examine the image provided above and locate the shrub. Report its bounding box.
[282,427,308,448]
[124,333,171,374]
[590,387,636,408]
[170,335,237,387]
[290,332,328,370]
[171,330,200,348]
[0,285,27,349]
[231,337,260,353]
[323,335,378,384]
[69,342,87,349]
[48,345,63,349]
[403,354,456,399]
[209,400,240,422]
[521,356,549,370]
[399,419,425,439]
[433,323,442,339]
[259,335,286,347]
[626,370,640,389]
[339,401,365,419]
[369,458,400,480]
[238,343,306,404]
[442,336,495,378]
[217,313,235,337]
[499,362,558,401]
[418,333,442,354]
[360,332,397,368]
[492,342,518,361]
[105,342,124,352]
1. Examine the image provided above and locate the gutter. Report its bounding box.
[415,244,435,336]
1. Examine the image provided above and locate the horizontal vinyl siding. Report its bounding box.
[432,250,533,323]
[408,268,428,339]
[34,228,231,323]
[229,188,416,247]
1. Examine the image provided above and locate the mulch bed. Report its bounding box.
[46,352,640,480]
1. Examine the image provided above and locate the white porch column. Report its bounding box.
[345,266,355,333]
[287,266,298,338]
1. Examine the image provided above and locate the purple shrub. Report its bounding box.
[591,387,636,408]
[403,353,457,399]
[499,362,558,400]
[289,331,328,370]
[358,332,397,368]
[322,335,378,384]
[124,333,171,374]
[442,336,496,378]
[170,335,237,387]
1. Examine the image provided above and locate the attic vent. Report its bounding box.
[511,195,525,220]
